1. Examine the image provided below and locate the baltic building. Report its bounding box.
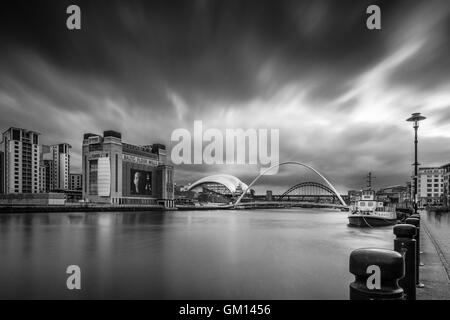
[82,130,174,207]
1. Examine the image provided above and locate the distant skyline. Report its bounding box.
[1,0,450,194]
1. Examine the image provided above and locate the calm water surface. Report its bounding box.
[0,208,398,299]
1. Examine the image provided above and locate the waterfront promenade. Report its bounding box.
[417,210,450,300]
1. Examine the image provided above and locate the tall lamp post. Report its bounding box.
[406,113,426,214]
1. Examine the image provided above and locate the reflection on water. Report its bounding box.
[0,209,395,299]
[423,210,450,265]
[425,209,450,228]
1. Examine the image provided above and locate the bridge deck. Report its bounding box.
[234,201,348,210]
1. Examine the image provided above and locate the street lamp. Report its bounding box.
[406,113,426,214]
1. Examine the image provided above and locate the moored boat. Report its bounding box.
[348,189,397,227]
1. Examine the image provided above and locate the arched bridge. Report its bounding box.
[278,181,347,204]
[233,161,348,209]
[281,181,336,198]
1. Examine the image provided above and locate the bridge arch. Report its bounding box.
[233,161,346,207]
[280,181,338,200]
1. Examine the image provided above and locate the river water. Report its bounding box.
[0,208,397,299]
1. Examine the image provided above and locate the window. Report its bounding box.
[88,160,98,195]
[115,154,118,193]
[12,129,20,140]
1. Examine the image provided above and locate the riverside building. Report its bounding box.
[69,173,82,190]
[0,127,41,194]
[442,163,450,206]
[0,150,4,194]
[416,166,445,206]
[82,130,174,207]
[43,143,71,191]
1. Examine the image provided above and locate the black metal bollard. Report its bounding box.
[394,224,417,300]
[405,216,423,287]
[411,214,421,254]
[349,248,404,300]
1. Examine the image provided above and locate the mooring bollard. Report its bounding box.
[394,224,416,300]
[411,214,420,220]
[410,214,422,253]
[405,216,424,287]
[349,248,404,300]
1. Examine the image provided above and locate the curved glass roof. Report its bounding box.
[187,174,249,193]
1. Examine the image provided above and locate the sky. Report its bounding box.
[1,0,449,194]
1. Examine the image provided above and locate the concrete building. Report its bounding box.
[406,181,412,202]
[69,173,82,190]
[416,166,445,206]
[44,143,71,191]
[0,150,4,194]
[347,190,362,204]
[82,130,174,207]
[42,159,52,192]
[377,185,409,205]
[0,127,41,194]
[442,163,450,206]
[39,164,47,193]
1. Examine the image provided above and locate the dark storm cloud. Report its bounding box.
[0,0,393,107]
[384,0,450,92]
[1,0,449,192]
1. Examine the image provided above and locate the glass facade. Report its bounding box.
[97,157,111,197]
[88,160,98,195]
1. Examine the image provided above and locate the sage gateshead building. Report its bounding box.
[82,130,174,207]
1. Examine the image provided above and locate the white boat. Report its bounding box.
[348,190,397,227]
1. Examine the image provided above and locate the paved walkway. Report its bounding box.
[417,211,450,300]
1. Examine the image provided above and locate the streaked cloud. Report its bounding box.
[0,0,449,193]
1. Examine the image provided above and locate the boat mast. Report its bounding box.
[366,172,376,190]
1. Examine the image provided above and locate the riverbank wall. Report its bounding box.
[0,204,175,213]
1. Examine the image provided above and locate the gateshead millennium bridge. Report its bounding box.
[185,162,348,210]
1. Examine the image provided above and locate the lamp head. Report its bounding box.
[406,113,426,122]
